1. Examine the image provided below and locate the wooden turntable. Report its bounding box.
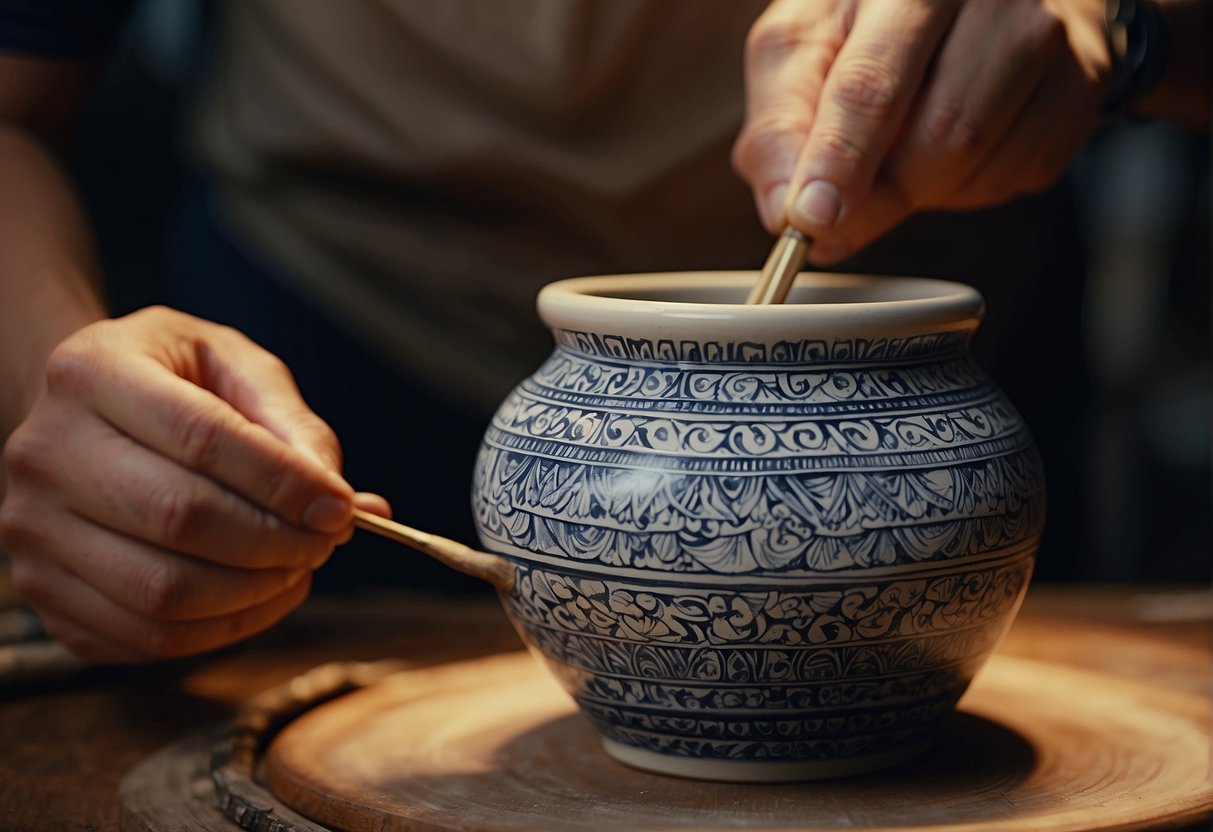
[119,646,1213,831]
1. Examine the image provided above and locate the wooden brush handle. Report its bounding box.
[352,509,515,593]
[745,228,811,304]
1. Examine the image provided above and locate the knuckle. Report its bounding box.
[256,449,296,513]
[727,120,795,178]
[830,57,901,121]
[137,562,190,619]
[129,305,164,323]
[732,116,809,175]
[130,304,184,328]
[285,411,343,473]
[148,304,183,320]
[44,335,102,396]
[3,425,48,480]
[213,323,281,371]
[729,136,772,182]
[149,484,202,546]
[730,129,760,178]
[815,127,868,170]
[745,17,809,62]
[255,348,292,379]
[922,103,979,160]
[171,403,224,470]
[302,419,341,468]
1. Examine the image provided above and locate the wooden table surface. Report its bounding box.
[1,585,1209,832]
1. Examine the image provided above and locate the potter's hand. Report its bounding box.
[733,0,1111,263]
[0,307,378,663]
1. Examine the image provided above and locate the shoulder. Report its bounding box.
[0,0,137,60]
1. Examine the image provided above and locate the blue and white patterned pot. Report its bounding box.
[471,272,1045,781]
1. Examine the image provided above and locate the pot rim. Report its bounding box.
[538,272,984,341]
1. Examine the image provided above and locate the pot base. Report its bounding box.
[601,738,931,783]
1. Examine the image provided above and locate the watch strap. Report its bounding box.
[1104,0,1172,115]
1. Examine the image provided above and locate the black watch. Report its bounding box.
[1103,0,1172,115]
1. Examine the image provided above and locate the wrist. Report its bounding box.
[0,264,105,436]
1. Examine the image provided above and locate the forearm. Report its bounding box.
[1134,0,1211,127]
[0,123,107,441]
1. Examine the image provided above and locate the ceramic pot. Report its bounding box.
[469,272,1046,782]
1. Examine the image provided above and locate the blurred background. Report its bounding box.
[74,0,1209,586]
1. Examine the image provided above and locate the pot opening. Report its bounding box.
[591,281,960,306]
[538,272,985,343]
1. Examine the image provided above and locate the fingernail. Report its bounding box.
[303,495,351,532]
[794,180,842,228]
[762,183,789,231]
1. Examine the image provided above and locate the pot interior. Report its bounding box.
[591,280,958,306]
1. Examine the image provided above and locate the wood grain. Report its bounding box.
[6,587,1205,832]
[263,651,1213,832]
[1,593,518,832]
[119,731,276,832]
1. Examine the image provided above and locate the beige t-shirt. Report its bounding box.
[191,0,773,410]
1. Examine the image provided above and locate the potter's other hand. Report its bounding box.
[0,306,356,663]
[733,0,1110,263]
